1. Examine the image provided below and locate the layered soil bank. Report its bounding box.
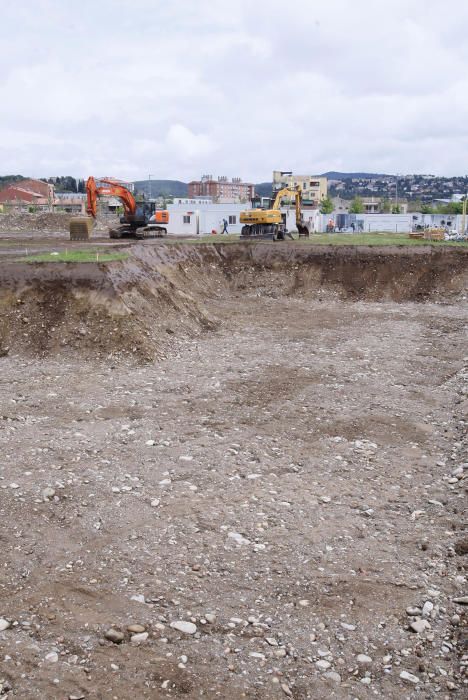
[0,243,466,360]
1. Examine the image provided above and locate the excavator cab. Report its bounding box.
[121,201,154,228]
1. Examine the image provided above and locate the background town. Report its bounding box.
[2,169,468,237]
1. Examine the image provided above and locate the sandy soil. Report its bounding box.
[0,243,466,699]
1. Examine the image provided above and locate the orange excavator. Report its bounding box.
[69,176,169,240]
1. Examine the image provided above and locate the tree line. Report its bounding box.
[319,196,467,215]
[41,176,86,193]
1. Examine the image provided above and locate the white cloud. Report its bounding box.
[0,0,468,179]
[166,125,216,159]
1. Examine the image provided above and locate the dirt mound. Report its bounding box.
[0,209,117,234]
[0,249,218,360]
[0,242,466,359]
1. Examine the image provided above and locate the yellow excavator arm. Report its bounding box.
[271,187,304,228]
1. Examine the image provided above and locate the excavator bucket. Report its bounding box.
[297,222,311,238]
[69,217,93,241]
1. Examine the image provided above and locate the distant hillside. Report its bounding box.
[321,171,390,180]
[133,180,188,197]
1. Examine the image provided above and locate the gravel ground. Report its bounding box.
[0,250,467,699]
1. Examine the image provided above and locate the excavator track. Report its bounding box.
[240,224,292,241]
[108,225,168,240]
[136,226,167,239]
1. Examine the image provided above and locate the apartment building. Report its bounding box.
[188,175,255,202]
[272,170,328,206]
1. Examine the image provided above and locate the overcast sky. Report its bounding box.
[1,0,468,181]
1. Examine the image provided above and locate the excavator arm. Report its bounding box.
[272,186,307,233]
[86,176,136,218]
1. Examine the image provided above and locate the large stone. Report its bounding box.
[410,618,431,633]
[356,654,372,665]
[400,670,420,684]
[170,620,197,635]
[105,628,124,643]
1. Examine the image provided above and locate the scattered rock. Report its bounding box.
[170,620,197,635]
[316,660,331,670]
[0,619,11,631]
[356,654,373,665]
[45,651,58,663]
[406,606,422,616]
[249,652,266,659]
[422,601,434,617]
[205,613,216,624]
[228,532,250,545]
[127,624,145,634]
[400,670,420,684]
[42,487,56,501]
[105,628,124,644]
[130,632,148,644]
[130,594,146,604]
[340,622,356,631]
[281,683,293,697]
[410,619,431,633]
[454,537,468,555]
[324,671,341,683]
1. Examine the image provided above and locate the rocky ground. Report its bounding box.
[0,210,117,236]
[0,243,466,699]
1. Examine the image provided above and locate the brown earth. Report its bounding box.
[0,242,467,699]
[0,210,117,237]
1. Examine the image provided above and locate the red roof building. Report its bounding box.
[0,178,54,207]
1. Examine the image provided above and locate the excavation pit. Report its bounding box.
[0,241,466,698]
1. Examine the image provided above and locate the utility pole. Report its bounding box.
[462,193,467,236]
[148,174,154,200]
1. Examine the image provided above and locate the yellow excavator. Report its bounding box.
[240,186,311,240]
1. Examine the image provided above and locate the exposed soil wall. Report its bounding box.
[214,242,468,302]
[0,242,466,359]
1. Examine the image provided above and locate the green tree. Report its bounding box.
[444,202,463,214]
[392,204,401,214]
[349,196,364,214]
[320,197,334,214]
